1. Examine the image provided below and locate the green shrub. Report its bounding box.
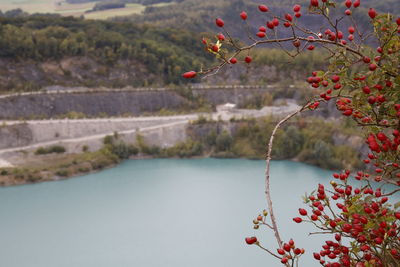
[50,146,66,154]
[103,134,139,159]
[297,141,342,170]
[192,115,210,124]
[272,126,304,159]
[35,147,47,155]
[216,130,233,152]
[109,142,139,159]
[35,145,66,155]
[103,135,114,145]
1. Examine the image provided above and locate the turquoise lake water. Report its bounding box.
[0,159,394,267]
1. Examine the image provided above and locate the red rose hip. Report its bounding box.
[258,5,269,12]
[215,18,224,27]
[182,71,197,79]
[368,8,377,19]
[245,236,257,245]
[310,0,319,7]
[245,56,252,64]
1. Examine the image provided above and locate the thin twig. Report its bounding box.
[256,243,282,260]
[264,103,312,248]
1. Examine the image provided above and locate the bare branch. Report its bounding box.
[264,103,312,248]
[256,243,282,260]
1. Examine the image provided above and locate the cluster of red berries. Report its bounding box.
[324,28,347,44]
[362,130,400,182]
[361,80,393,103]
[336,97,354,116]
[277,239,305,264]
[344,0,361,16]
[239,4,295,39]
[308,0,362,16]
[309,101,320,110]
[366,132,400,154]
[293,174,400,266]
[306,72,345,102]
[305,48,398,126]
[312,236,352,267]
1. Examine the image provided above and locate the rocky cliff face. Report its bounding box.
[0,89,189,119]
[0,85,343,120]
[0,56,309,93]
[0,86,289,119]
[192,87,267,106]
[0,123,33,149]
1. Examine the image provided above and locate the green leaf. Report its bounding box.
[327,2,336,8]
[364,195,374,203]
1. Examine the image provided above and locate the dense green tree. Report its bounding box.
[216,130,233,152]
[273,126,304,159]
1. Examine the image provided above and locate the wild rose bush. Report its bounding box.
[183,0,400,266]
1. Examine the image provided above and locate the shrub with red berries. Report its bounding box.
[297,176,400,266]
[184,1,399,266]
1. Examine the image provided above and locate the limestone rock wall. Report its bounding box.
[0,90,188,119]
[0,86,278,120]
[0,123,33,149]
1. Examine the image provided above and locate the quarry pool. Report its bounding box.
[0,159,395,267]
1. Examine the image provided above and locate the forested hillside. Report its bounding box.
[121,0,399,40]
[0,12,328,91]
[0,14,212,88]
[0,0,397,91]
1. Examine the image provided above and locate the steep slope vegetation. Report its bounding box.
[0,14,213,91]
[121,0,399,40]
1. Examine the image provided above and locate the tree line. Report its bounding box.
[0,13,212,84]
